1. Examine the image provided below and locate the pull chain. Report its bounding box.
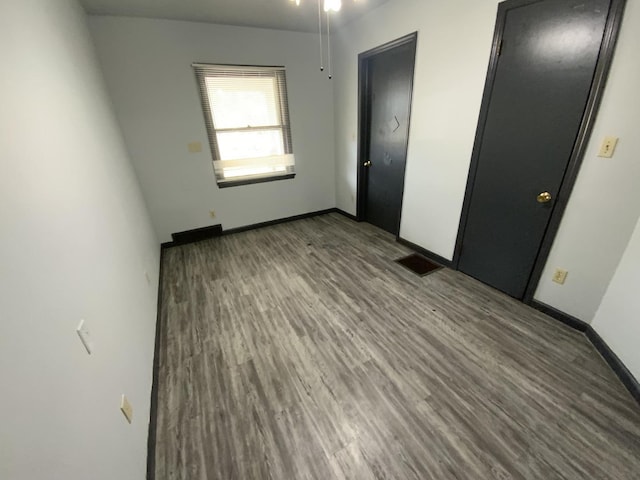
[318,0,324,72]
[327,10,332,79]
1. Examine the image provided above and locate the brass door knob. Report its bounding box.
[537,192,552,203]
[364,161,372,167]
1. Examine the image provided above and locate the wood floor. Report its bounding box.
[154,213,640,479]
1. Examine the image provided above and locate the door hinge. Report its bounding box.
[497,39,503,56]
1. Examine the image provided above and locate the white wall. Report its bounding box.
[592,216,640,380]
[333,0,497,256]
[0,1,159,479]
[89,16,336,243]
[333,0,640,323]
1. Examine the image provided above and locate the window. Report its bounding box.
[193,64,295,187]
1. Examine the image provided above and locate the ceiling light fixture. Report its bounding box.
[324,0,342,12]
[290,0,356,79]
[290,0,343,11]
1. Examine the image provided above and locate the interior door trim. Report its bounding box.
[356,32,418,230]
[452,0,627,303]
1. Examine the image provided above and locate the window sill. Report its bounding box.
[217,173,296,189]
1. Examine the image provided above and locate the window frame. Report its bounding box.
[193,63,295,188]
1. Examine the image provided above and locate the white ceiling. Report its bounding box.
[80,0,390,33]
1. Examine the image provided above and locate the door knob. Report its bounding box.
[537,192,552,203]
[364,161,372,167]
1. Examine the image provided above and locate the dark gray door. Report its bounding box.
[458,0,610,298]
[364,41,416,235]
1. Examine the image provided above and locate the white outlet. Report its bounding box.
[76,319,93,355]
[552,268,568,285]
[597,136,618,158]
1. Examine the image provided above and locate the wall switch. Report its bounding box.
[597,136,618,158]
[120,395,133,424]
[552,268,568,285]
[209,210,216,219]
[188,141,202,153]
[76,319,93,355]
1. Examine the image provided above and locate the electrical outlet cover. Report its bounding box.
[597,136,618,158]
[552,269,568,285]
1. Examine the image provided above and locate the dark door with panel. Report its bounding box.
[363,40,416,235]
[457,0,610,298]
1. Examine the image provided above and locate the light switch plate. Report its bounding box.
[76,319,93,355]
[120,395,133,424]
[597,136,618,158]
[188,141,202,153]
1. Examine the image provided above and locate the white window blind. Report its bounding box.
[193,64,295,187]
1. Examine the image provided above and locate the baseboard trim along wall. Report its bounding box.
[163,209,358,249]
[529,300,589,332]
[396,236,453,268]
[334,208,359,222]
[222,208,337,236]
[146,245,167,480]
[531,300,640,405]
[585,327,640,405]
[170,224,223,246]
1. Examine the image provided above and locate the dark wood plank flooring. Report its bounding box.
[154,213,640,479]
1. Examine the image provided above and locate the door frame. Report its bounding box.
[452,0,626,302]
[356,32,418,234]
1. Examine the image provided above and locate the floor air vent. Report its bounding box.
[395,253,443,277]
